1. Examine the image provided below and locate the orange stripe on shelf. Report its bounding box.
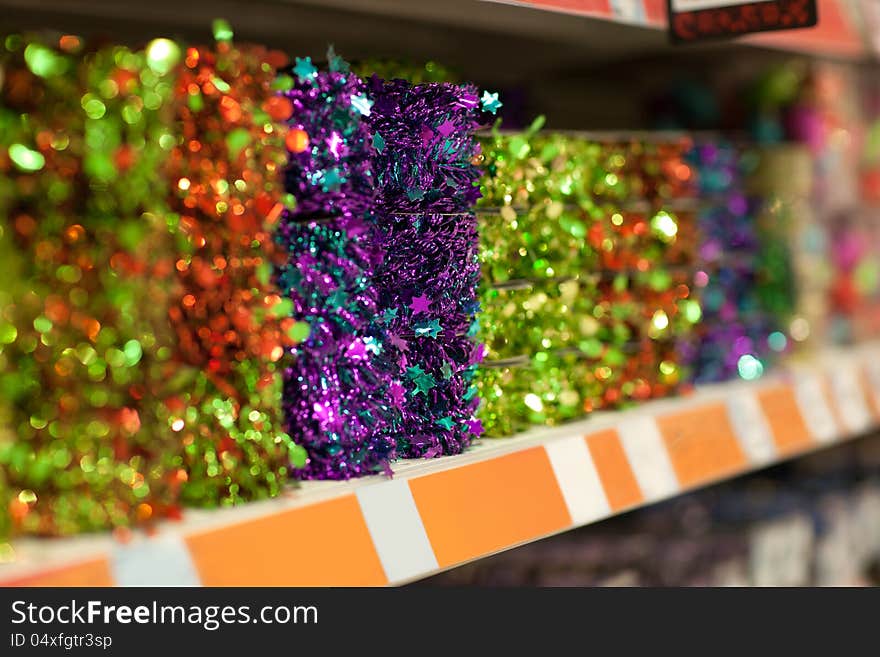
[860,368,880,420]
[642,0,667,24]
[185,495,386,586]
[521,0,613,18]
[757,385,814,455]
[409,447,571,568]
[1,558,113,587]
[585,428,644,511]
[656,402,748,488]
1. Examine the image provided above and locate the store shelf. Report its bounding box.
[0,0,869,77]
[2,342,880,587]
[495,0,868,59]
[2,0,870,132]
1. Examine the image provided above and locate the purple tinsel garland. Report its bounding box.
[366,77,483,214]
[276,57,394,478]
[373,212,484,456]
[276,61,488,476]
[366,79,486,457]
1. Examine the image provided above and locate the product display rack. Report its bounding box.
[2,342,879,586]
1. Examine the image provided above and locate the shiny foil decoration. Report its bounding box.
[165,34,299,504]
[366,79,486,457]
[686,140,788,382]
[370,212,483,456]
[750,145,819,350]
[366,77,483,215]
[0,36,181,536]
[276,54,395,479]
[477,129,701,437]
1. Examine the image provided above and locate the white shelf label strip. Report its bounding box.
[726,390,777,465]
[355,479,438,584]
[794,373,839,444]
[545,435,611,526]
[829,363,872,435]
[616,416,680,501]
[110,533,201,587]
[610,0,646,23]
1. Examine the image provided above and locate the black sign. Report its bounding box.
[668,0,818,43]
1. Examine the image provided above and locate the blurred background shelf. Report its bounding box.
[2,342,879,586]
[0,0,870,62]
[1,0,872,129]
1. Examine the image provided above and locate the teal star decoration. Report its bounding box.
[435,417,455,431]
[406,366,436,396]
[414,319,442,338]
[464,385,478,401]
[372,132,385,153]
[363,336,382,355]
[326,287,347,308]
[321,167,343,191]
[481,90,502,114]
[293,57,318,83]
[407,188,425,201]
[327,45,349,73]
[351,93,373,116]
[440,362,454,380]
[382,307,398,323]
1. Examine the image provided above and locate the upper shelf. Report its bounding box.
[2,342,880,587]
[1,0,871,131]
[491,0,868,59]
[0,0,871,77]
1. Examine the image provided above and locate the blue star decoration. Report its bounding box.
[414,319,442,338]
[481,90,502,115]
[351,93,373,117]
[381,307,398,323]
[406,366,436,396]
[435,417,455,431]
[293,57,318,83]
